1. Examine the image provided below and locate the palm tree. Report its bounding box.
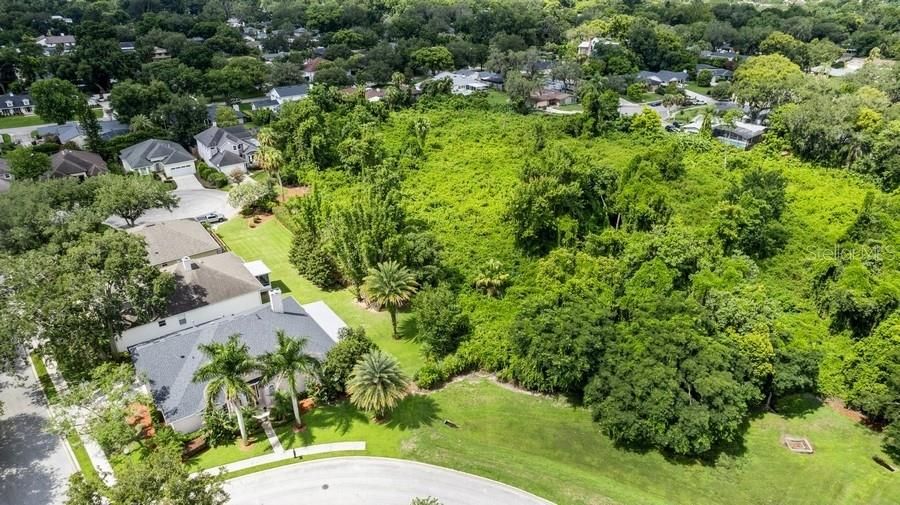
[700,105,715,137]
[257,127,284,200]
[347,350,410,420]
[363,261,418,338]
[192,334,259,444]
[260,330,320,429]
[474,259,509,298]
[129,114,153,133]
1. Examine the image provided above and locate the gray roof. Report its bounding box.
[38,34,76,45]
[194,124,253,149]
[127,219,223,267]
[161,252,263,315]
[119,139,194,169]
[701,50,738,60]
[251,99,279,109]
[131,297,338,423]
[209,150,246,169]
[49,150,108,178]
[1,93,32,108]
[272,84,308,98]
[636,70,689,83]
[696,64,733,77]
[98,119,129,140]
[37,122,82,143]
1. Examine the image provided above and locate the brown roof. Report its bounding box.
[530,89,572,101]
[162,253,263,315]
[304,57,327,72]
[127,220,223,267]
[49,150,108,178]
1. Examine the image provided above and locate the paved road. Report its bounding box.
[0,124,51,144]
[106,174,238,228]
[0,355,76,505]
[684,89,717,105]
[224,457,553,505]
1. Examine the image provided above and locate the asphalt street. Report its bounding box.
[0,354,76,505]
[224,456,553,505]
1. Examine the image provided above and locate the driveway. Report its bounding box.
[0,124,52,145]
[106,174,238,228]
[224,457,553,505]
[0,355,76,505]
[684,89,716,105]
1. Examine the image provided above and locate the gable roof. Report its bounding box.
[272,84,309,98]
[206,104,245,123]
[1,93,32,108]
[696,64,733,77]
[37,34,76,45]
[194,124,254,149]
[131,297,339,423]
[162,252,263,315]
[303,57,327,72]
[127,219,223,267]
[636,70,689,83]
[49,150,108,178]
[37,122,82,143]
[119,139,194,169]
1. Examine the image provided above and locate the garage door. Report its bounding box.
[166,164,196,177]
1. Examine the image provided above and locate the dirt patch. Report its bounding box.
[278,185,310,203]
[126,403,156,439]
[353,299,381,313]
[246,214,275,227]
[825,398,868,424]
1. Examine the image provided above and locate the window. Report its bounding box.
[179,317,187,325]
[4,101,11,108]
[22,99,29,106]
[158,320,167,327]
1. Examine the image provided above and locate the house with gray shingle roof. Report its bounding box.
[1,93,35,116]
[131,294,343,433]
[636,70,689,90]
[119,138,196,178]
[194,125,258,174]
[268,84,309,105]
[117,252,271,352]
[127,220,224,267]
[48,150,108,180]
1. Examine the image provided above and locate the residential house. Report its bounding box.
[116,251,272,352]
[0,93,35,116]
[36,34,76,55]
[577,37,619,56]
[194,125,258,174]
[811,56,895,77]
[151,46,170,60]
[119,139,196,177]
[50,15,73,24]
[268,84,309,105]
[700,49,739,62]
[206,104,245,126]
[529,89,576,110]
[119,41,136,53]
[303,57,327,81]
[695,64,733,83]
[713,123,766,150]
[339,86,386,102]
[131,292,342,433]
[636,70,689,90]
[36,122,84,146]
[98,119,130,140]
[419,69,502,96]
[127,219,224,267]
[47,150,108,180]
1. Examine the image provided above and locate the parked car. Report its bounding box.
[195,212,226,224]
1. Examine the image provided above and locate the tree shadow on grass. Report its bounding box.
[270,280,292,295]
[772,393,822,419]
[385,395,439,431]
[306,402,369,441]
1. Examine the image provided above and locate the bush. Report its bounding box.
[317,327,376,398]
[414,362,447,389]
[709,82,733,101]
[626,83,646,102]
[268,390,296,425]
[152,425,185,453]
[413,286,469,358]
[202,407,237,447]
[33,142,62,154]
[697,69,713,87]
[240,405,262,434]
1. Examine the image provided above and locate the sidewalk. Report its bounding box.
[200,441,366,476]
[42,357,117,486]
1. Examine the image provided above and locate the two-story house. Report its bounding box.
[35,34,76,55]
[194,125,258,174]
[119,139,196,177]
[1,93,35,116]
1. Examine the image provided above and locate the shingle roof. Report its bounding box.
[38,34,76,45]
[131,297,338,423]
[1,93,32,108]
[205,104,245,123]
[161,252,263,315]
[119,139,194,169]
[127,219,223,267]
[272,84,309,98]
[209,150,246,169]
[194,125,253,149]
[252,99,279,109]
[49,150,108,178]
[37,122,82,144]
[637,70,689,83]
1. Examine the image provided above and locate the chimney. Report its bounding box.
[181,256,192,271]
[270,288,284,313]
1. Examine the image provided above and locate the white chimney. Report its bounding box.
[270,288,284,313]
[181,256,192,271]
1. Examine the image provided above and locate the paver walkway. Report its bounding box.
[261,420,284,454]
[200,441,366,476]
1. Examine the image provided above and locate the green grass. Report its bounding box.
[186,430,274,470]
[673,106,705,122]
[623,92,663,103]
[0,114,47,129]
[223,450,366,479]
[684,82,714,95]
[484,90,509,107]
[557,103,584,112]
[29,353,100,482]
[216,218,425,374]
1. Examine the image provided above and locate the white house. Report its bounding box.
[268,84,309,105]
[116,252,272,352]
[194,125,258,174]
[36,34,76,55]
[419,69,503,96]
[119,139,197,177]
[303,57,327,82]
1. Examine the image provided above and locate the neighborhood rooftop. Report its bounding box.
[131,297,341,425]
[127,220,223,267]
[161,253,264,316]
[49,150,108,178]
[120,139,194,167]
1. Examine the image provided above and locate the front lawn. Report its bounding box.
[0,115,47,129]
[557,103,583,112]
[216,218,425,374]
[684,81,714,96]
[186,431,273,470]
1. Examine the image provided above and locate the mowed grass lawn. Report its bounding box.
[215,217,424,374]
[216,216,899,505]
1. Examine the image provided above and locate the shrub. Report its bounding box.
[33,142,62,154]
[152,425,185,453]
[626,83,646,102]
[413,286,469,358]
[697,69,713,87]
[318,327,377,398]
[414,362,446,389]
[202,407,237,447]
[240,405,262,434]
[709,82,733,101]
[268,390,295,425]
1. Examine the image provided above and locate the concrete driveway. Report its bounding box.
[0,355,76,505]
[224,457,553,505]
[0,123,52,145]
[106,174,238,228]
